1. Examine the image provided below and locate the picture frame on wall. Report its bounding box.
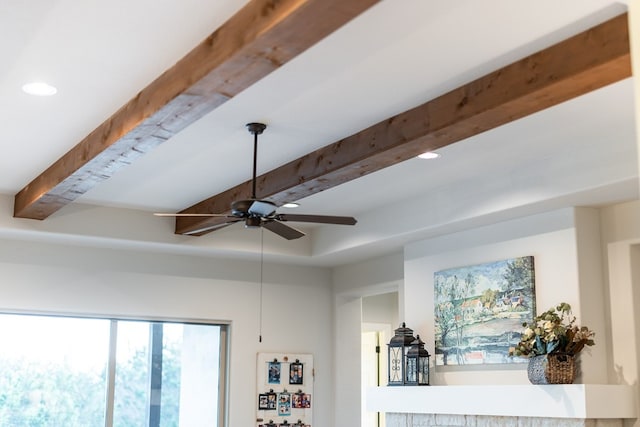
[258,392,277,410]
[434,255,536,366]
[277,392,291,416]
[302,394,311,408]
[292,392,311,409]
[268,361,281,384]
[289,361,303,385]
[292,393,301,409]
[258,394,270,410]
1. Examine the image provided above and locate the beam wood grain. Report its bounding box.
[175,13,631,235]
[13,0,380,220]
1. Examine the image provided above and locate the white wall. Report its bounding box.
[333,253,403,427]
[573,208,609,383]
[332,252,404,297]
[600,200,640,427]
[601,201,640,383]
[0,238,334,426]
[363,292,399,327]
[404,208,597,385]
[334,295,362,427]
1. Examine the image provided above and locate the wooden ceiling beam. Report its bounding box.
[176,13,631,235]
[13,0,380,220]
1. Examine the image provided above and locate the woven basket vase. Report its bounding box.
[527,353,575,384]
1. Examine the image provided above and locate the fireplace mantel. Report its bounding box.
[367,385,637,419]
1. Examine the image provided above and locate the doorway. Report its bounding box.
[361,328,387,427]
[361,292,398,427]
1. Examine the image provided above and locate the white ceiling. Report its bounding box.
[0,0,637,266]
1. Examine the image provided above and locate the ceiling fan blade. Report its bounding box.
[262,220,305,240]
[248,200,276,217]
[275,213,357,225]
[154,213,236,218]
[182,219,242,235]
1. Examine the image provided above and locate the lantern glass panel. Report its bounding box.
[406,357,417,383]
[419,356,429,385]
[389,346,403,384]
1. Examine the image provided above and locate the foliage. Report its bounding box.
[496,258,535,318]
[0,342,181,427]
[480,288,498,307]
[502,256,535,298]
[434,273,477,364]
[0,357,106,426]
[510,302,595,357]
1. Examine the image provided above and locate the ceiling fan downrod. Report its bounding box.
[246,122,266,200]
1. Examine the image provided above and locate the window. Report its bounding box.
[0,314,227,427]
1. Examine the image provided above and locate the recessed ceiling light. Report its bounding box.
[22,81,57,96]
[417,151,440,160]
[282,202,299,208]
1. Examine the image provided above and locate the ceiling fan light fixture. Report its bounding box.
[282,202,299,208]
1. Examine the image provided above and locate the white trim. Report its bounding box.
[104,320,118,427]
[367,384,637,419]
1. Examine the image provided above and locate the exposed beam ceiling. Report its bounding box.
[13,0,380,220]
[175,12,631,235]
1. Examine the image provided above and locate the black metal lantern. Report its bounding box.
[387,322,415,386]
[406,334,430,386]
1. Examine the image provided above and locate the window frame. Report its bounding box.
[0,310,229,427]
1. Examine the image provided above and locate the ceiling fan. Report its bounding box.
[155,123,357,240]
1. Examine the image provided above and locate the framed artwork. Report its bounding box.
[292,392,311,409]
[289,361,303,385]
[258,392,277,410]
[277,392,291,416]
[268,361,281,384]
[301,394,311,409]
[434,256,536,365]
[258,394,269,410]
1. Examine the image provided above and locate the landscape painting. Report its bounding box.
[434,256,535,365]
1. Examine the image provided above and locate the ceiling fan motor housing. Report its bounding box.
[244,216,261,228]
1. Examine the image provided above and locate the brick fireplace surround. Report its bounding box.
[386,413,623,427]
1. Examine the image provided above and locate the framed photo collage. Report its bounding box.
[256,352,313,427]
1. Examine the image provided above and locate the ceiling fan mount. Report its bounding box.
[245,122,266,136]
[156,122,357,239]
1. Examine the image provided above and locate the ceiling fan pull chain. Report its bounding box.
[259,227,264,343]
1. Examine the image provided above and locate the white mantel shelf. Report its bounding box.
[367,385,637,419]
